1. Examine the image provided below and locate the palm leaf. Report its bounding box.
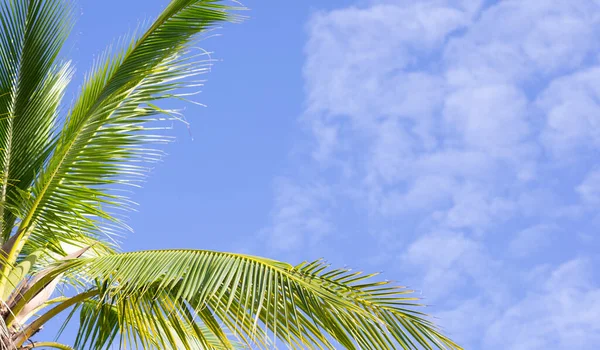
[68,289,239,350]
[7,0,244,263]
[58,250,460,350]
[0,0,73,241]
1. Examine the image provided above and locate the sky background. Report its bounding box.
[44,0,600,349]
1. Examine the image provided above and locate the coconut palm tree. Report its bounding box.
[0,0,459,349]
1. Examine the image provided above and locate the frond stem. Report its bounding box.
[13,289,98,347]
[20,341,74,350]
[0,225,35,301]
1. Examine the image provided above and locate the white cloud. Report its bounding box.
[263,0,600,347]
[442,84,532,158]
[401,231,505,303]
[261,179,333,252]
[577,168,600,205]
[377,175,455,215]
[484,259,600,350]
[443,0,600,84]
[509,224,558,257]
[539,67,600,158]
[436,297,497,347]
[443,184,516,231]
[300,1,555,237]
[303,2,469,163]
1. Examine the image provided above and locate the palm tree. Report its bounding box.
[0,0,459,349]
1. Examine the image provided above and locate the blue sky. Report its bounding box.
[47,0,600,349]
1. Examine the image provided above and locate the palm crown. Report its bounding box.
[0,0,460,349]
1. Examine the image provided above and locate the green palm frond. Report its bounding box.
[69,289,239,350]
[9,0,243,260]
[56,250,460,350]
[0,0,73,241]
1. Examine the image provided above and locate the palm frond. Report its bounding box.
[61,250,460,350]
[10,0,243,259]
[4,247,88,328]
[0,0,73,241]
[68,289,239,350]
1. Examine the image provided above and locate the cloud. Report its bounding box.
[509,224,558,257]
[401,231,506,303]
[539,67,600,158]
[442,84,532,159]
[260,179,333,252]
[303,1,469,165]
[262,0,600,348]
[300,1,551,238]
[577,168,600,205]
[484,259,600,350]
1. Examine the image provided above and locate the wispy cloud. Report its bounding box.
[260,178,333,252]
[509,223,559,257]
[261,0,600,348]
[485,258,600,349]
[539,67,600,158]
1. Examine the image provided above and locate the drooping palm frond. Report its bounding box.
[68,289,240,350]
[48,250,460,350]
[0,0,73,241]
